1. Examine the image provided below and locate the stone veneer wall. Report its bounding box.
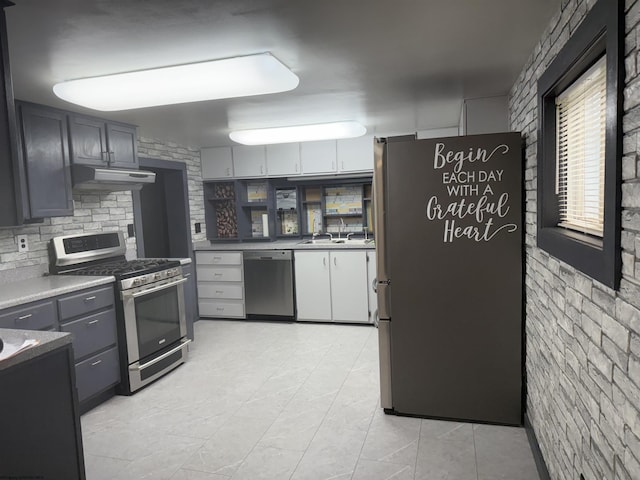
[0,136,204,283]
[509,0,640,478]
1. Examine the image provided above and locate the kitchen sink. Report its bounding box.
[298,238,373,245]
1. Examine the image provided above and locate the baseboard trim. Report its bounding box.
[524,413,551,480]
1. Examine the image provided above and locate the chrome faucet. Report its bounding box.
[338,218,345,239]
[313,231,333,242]
[347,232,356,240]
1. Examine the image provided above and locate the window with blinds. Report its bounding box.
[555,55,607,237]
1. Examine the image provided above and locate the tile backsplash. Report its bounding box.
[0,191,135,283]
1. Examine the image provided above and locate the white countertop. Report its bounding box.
[0,275,115,311]
[0,328,72,371]
[193,239,375,251]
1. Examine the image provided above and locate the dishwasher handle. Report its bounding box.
[243,250,292,261]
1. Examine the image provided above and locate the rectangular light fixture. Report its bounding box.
[229,121,366,145]
[53,53,299,111]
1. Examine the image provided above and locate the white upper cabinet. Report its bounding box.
[201,147,233,180]
[266,143,301,177]
[337,136,374,173]
[300,140,337,175]
[232,145,267,178]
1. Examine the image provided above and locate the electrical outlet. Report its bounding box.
[17,235,29,252]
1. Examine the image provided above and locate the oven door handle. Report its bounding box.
[129,338,191,372]
[123,277,188,299]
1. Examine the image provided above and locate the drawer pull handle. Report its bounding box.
[17,314,33,321]
[214,272,222,276]
[216,307,224,311]
[216,290,224,294]
[91,360,102,367]
[87,319,100,326]
[184,273,191,277]
[84,296,97,301]
[213,256,222,261]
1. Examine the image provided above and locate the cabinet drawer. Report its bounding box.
[0,300,56,330]
[198,283,243,300]
[199,299,245,318]
[197,265,243,282]
[75,347,120,403]
[58,286,114,321]
[61,308,117,360]
[196,251,242,266]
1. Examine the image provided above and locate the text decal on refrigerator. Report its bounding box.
[425,142,518,243]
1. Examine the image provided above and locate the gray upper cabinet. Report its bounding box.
[0,2,21,227]
[68,115,107,166]
[16,102,73,218]
[106,121,138,169]
[69,114,138,169]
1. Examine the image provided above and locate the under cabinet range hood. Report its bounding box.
[71,165,156,192]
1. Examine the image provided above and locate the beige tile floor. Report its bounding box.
[82,320,540,480]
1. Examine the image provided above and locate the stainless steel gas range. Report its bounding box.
[49,231,190,394]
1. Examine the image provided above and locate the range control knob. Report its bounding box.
[154,272,162,280]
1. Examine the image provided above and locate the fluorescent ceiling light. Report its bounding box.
[52,53,299,111]
[229,121,366,145]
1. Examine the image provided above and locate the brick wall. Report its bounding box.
[509,0,640,478]
[0,136,204,283]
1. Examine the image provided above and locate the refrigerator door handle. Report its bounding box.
[378,318,393,409]
[373,140,390,288]
[377,281,391,319]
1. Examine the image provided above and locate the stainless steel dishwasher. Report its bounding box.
[243,250,294,320]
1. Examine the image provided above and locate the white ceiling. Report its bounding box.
[5,0,560,149]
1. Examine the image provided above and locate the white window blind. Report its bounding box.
[555,55,607,237]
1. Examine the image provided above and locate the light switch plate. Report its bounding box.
[17,235,29,252]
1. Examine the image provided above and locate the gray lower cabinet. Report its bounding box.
[0,283,120,411]
[16,101,73,218]
[0,299,57,330]
[57,285,120,406]
[182,262,198,339]
[0,341,86,479]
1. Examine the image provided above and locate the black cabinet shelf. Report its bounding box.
[323,213,364,217]
[240,202,268,208]
[208,197,235,202]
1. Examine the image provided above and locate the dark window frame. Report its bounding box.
[536,0,623,289]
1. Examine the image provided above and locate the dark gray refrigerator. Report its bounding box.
[374,132,523,425]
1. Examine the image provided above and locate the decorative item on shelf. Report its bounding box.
[325,186,363,215]
[214,183,235,199]
[306,206,322,234]
[278,210,299,235]
[247,181,268,203]
[250,209,269,237]
[215,201,238,237]
[276,189,296,209]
